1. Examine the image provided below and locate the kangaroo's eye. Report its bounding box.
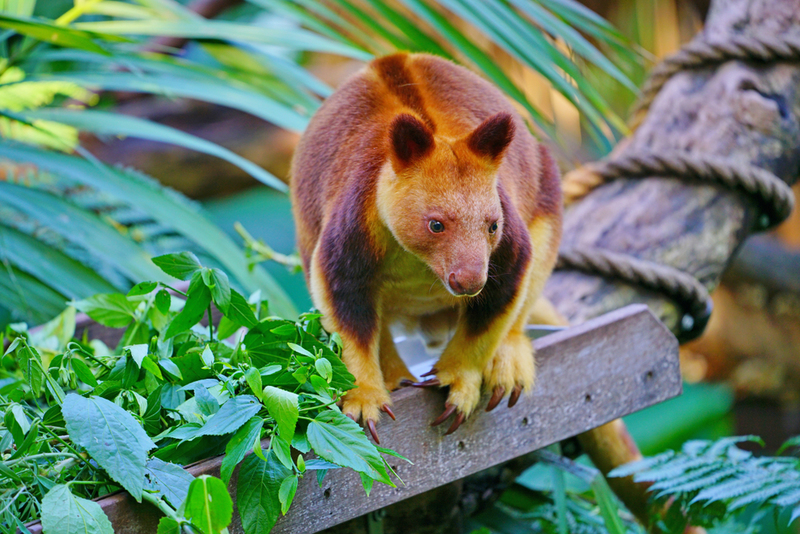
[428,220,445,233]
[489,221,499,234]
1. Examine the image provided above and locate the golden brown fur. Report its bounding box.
[291,53,562,433]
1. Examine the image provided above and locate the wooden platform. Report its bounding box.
[24,304,681,534]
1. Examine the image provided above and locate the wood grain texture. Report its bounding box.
[24,304,679,534]
[545,0,800,331]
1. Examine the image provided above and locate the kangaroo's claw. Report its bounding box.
[411,378,441,388]
[381,403,396,420]
[398,378,415,387]
[432,403,457,427]
[345,413,357,421]
[420,368,438,377]
[508,384,523,408]
[366,419,380,444]
[486,386,505,412]
[445,412,466,435]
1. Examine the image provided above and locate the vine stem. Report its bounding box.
[142,491,184,525]
[234,223,302,269]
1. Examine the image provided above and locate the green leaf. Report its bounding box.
[198,395,262,437]
[237,452,291,534]
[204,268,231,314]
[156,517,181,534]
[74,19,371,60]
[61,394,155,501]
[261,386,298,444]
[272,434,293,470]
[244,367,263,401]
[287,342,314,359]
[278,475,298,515]
[152,252,202,281]
[315,358,332,382]
[71,293,137,328]
[201,346,215,368]
[225,289,258,328]
[0,144,297,318]
[71,358,97,387]
[165,275,211,339]
[128,281,158,296]
[0,181,166,284]
[159,359,183,380]
[221,417,264,484]
[591,475,626,534]
[22,108,287,192]
[184,475,233,534]
[0,14,112,55]
[155,289,171,314]
[127,344,148,367]
[307,410,390,484]
[0,225,118,300]
[144,458,195,509]
[41,484,114,534]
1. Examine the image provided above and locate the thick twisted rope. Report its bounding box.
[631,31,800,126]
[556,32,799,342]
[563,152,795,226]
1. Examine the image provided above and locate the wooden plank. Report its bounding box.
[23,304,680,534]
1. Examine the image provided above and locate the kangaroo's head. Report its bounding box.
[377,112,515,297]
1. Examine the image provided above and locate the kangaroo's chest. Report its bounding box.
[377,247,458,318]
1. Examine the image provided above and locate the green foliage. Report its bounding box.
[471,449,643,534]
[610,436,800,533]
[0,253,403,533]
[274,0,642,150]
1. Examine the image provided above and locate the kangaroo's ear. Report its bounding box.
[466,112,515,162]
[390,113,434,170]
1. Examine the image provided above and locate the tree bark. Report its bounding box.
[542,0,800,528]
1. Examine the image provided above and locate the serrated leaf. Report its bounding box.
[237,452,291,534]
[155,290,171,314]
[71,294,137,328]
[221,417,264,484]
[198,395,261,437]
[307,410,390,484]
[195,386,220,417]
[157,517,181,534]
[226,289,258,328]
[41,484,114,534]
[152,252,202,281]
[204,268,231,314]
[184,475,233,534]
[61,394,155,501]
[165,275,211,339]
[262,386,298,444]
[144,458,195,509]
[279,475,298,515]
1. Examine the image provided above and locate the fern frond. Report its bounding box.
[612,435,800,529]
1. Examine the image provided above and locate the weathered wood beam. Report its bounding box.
[24,304,680,534]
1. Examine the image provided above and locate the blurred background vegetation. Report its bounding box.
[0,0,799,532]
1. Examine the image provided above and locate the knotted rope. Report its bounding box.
[556,31,799,342]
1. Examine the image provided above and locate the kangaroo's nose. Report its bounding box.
[448,271,486,296]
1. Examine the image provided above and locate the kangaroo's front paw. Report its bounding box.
[413,366,482,434]
[483,332,535,411]
[341,384,393,444]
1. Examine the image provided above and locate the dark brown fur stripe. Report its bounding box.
[318,158,383,350]
[535,143,563,218]
[465,186,532,336]
[373,54,436,132]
